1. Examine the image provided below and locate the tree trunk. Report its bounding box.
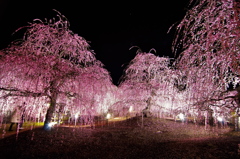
[235,108,240,131]
[43,92,58,131]
[142,97,152,117]
[235,115,239,131]
[208,109,214,126]
[205,112,208,130]
[146,97,152,110]
[235,86,240,131]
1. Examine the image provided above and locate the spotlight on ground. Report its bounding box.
[48,122,57,127]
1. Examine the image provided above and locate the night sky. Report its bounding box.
[0,1,189,85]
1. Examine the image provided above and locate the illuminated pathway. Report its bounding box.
[0,117,130,139]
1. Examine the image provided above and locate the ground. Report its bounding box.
[0,117,240,159]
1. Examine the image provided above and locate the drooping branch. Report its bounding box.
[191,92,238,110]
[170,0,240,114]
[0,10,115,131]
[0,87,47,99]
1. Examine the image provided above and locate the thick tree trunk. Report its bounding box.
[208,109,214,126]
[43,92,58,131]
[142,97,152,117]
[204,109,213,130]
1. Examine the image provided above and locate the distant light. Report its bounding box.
[179,113,185,120]
[106,113,111,119]
[75,113,78,119]
[217,117,223,122]
[129,106,133,112]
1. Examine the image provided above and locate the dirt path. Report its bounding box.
[0,117,240,159]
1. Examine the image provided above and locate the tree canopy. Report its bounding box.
[0,11,115,130]
[0,1,239,130]
[173,0,239,116]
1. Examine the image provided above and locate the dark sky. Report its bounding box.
[0,1,189,85]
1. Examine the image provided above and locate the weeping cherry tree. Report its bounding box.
[0,11,112,130]
[118,47,177,117]
[172,0,239,127]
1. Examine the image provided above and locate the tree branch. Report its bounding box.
[0,87,47,99]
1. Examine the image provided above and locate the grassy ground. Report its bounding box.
[0,117,240,159]
[0,121,44,138]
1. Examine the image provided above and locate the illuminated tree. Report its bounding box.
[0,11,113,130]
[67,65,117,118]
[117,48,178,116]
[172,0,239,126]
